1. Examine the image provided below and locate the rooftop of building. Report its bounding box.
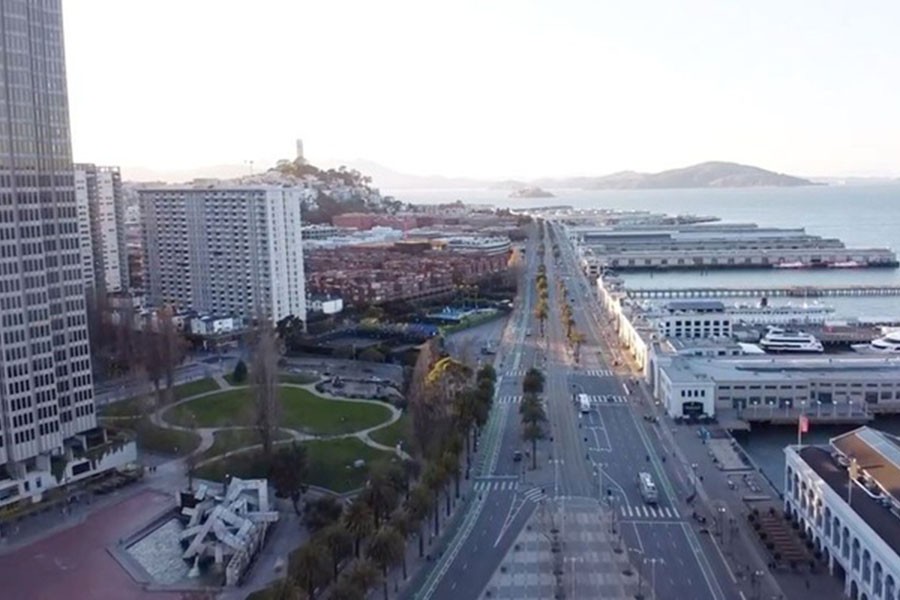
[663,337,745,352]
[797,426,900,558]
[663,354,900,384]
[664,299,727,312]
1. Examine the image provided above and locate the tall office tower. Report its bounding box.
[74,164,127,293]
[140,186,307,323]
[0,0,128,507]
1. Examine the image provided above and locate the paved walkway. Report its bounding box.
[149,380,409,467]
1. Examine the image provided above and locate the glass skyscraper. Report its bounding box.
[0,0,101,502]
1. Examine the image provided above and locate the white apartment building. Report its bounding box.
[785,427,900,600]
[140,187,307,323]
[74,164,127,293]
[0,0,135,508]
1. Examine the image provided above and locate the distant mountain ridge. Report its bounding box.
[521,162,815,190]
[338,160,815,190]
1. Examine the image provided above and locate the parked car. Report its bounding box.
[512,451,523,463]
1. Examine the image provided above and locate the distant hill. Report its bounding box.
[527,162,815,189]
[588,161,816,189]
[331,159,815,190]
[320,158,488,189]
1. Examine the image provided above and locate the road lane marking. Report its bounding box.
[682,522,726,600]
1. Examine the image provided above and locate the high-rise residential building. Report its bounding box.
[74,164,127,294]
[0,0,134,507]
[139,186,307,323]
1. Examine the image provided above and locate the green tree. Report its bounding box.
[329,578,364,600]
[346,559,381,596]
[232,359,248,383]
[522,368,545,395]
[520,394,547,470]
[343,500,374,557]
[319,523,353,581]
[388,510,413,580]
[366,526,406,600]
[406,484,433,558]
[270,443,309,514]
[534,299,548,337]
[303,495,344,532]
[289,543,330,599]
[422,463,447,536]
[361,468,400,529]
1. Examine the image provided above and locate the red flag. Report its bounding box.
[799,415,809,434]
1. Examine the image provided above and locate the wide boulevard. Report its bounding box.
[407,220,748,599]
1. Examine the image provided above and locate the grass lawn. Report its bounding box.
[369,413,410,449]
[199,428,291,461]
[166,387,392,435]
[104,416,201,457]
[195,437,392,493]
[99,378,220,418]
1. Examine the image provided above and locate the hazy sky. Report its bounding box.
[63,0,900,179]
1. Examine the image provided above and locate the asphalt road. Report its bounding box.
[552,221,743,600]
[411,221,752,600]
[410,227,547,600]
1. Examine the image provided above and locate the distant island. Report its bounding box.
[509,187,555,198]
[578,161,816,189]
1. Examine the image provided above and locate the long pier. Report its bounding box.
[626,285,900,299]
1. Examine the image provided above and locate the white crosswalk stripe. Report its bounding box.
[587,394,628,405]
[506,369,527,377]
[522,487,548,503]
[584,369,613,377]
[619,504,680,520]
[497,395,523,404]
[473,480,519,492]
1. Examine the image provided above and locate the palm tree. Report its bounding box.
[389,509,413,580]
[522,422,546,470]
[422,463,447,536]
[522,368,545,395]
[534,300,548,337]
[346,559,381,595]
[329,578,364,600]
[272,578,308,600]
[362,469,400,530]
[343,500,374,557]
[450,390,478,478]
[520,394,547,471]
[406,484,433,558]
[289,543,330,599]
[366,526,406,600]
[441,446,461,509]
[319,524,353,581]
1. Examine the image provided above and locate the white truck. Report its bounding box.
[578,393,591,414]
[638,472,658,504]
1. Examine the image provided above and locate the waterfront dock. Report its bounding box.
[627,285,900,299]
[725,403,875,429]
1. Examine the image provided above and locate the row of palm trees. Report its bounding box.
[282,363,498,600]
[557,282,586,361]
[520,367,547,471]
[534,264,549,336]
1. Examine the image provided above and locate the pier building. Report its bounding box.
[564,221,897,275]
[785,427,900,600]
